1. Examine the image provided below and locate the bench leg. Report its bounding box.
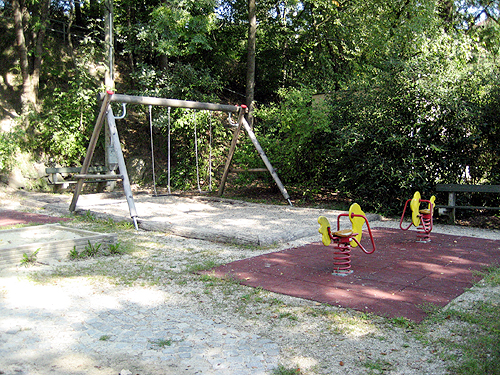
[448,192,456,223]
[50,173,62,193]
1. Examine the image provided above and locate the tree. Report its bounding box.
[246,0,256,127]
[12,0,51,114]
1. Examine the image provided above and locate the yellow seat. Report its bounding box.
[318,203,367,247]
[333,229,353,238]
[349,203,366,247]
[418,195,436,216]
[410,191,421,227]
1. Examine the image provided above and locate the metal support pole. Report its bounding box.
[106,108,139,229]
[448,192,456,223]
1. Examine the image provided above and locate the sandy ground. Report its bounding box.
[1,187,500,374]
[3,189,383,246]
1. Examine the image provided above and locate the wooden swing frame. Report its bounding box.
[69,91,291,229]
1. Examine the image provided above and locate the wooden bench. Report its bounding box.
[45,166,120,192]
[436,184,500,222]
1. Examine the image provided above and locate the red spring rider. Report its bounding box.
[318,203,376,276]
[400,191,436,243]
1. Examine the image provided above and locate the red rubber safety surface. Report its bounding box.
[203,228,500,322]
[0,210,70,227]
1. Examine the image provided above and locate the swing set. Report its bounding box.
[148,105,206,196]
[69,91,292,230]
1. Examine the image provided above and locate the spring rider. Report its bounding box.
[399,191,436,243]
[318,203,376,276]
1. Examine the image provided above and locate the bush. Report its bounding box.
[325,32,500,214]
[254,87,331,185]
[253,33,500,215]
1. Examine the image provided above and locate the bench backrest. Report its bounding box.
[46,166,108,174]
[436,184,500,194]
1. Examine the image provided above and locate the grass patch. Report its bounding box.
[148,338,172,348]
[479,263,500,285]
[271,364,302,374]
[186,260,221,273]
[419,264,500,374]
[71,211,134,232]
[390,316,415,330]
[361,358,393,373]
[442,300,500,374]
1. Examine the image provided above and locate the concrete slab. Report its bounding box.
[13,191,380,246]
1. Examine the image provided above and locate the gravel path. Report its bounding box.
[1,188,500,374]
[1,272,279,375]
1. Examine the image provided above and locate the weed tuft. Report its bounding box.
[272,364,301,374]
[20,248,40,267]
[148,338,172,349]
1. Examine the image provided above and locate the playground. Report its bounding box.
[2,188,499,324]
[1,187,500,374]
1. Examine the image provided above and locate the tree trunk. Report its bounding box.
[246,0,257,128]
[68,0,76,63]
[75,0,83,26]
[12,0,50,114]
[12,0,35,114]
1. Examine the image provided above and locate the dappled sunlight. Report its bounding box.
[362,287,406,302]
[290,356,318,371]
[1,276,78,310]
[331,315,379,338]
[122,287,167,306]
[172,201,219,214]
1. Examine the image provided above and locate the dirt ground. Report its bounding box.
[1,186,500,375]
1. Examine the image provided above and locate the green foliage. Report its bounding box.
[254,87,331,185]
[20,248,40,267]
[68,247,79,260]
[69,241,125,259]
[108,242,124,255]
[0,128,22,173]
[70,241,102,259]
[150,0,217,58]
[24,36,104,165]
[3,0,499,214]
[320,32,500,214]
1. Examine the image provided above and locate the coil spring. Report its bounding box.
[332,241,352,274]
[416,214,432,243]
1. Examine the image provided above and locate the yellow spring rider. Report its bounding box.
[318,203,376,276]
[399,192,436,243]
